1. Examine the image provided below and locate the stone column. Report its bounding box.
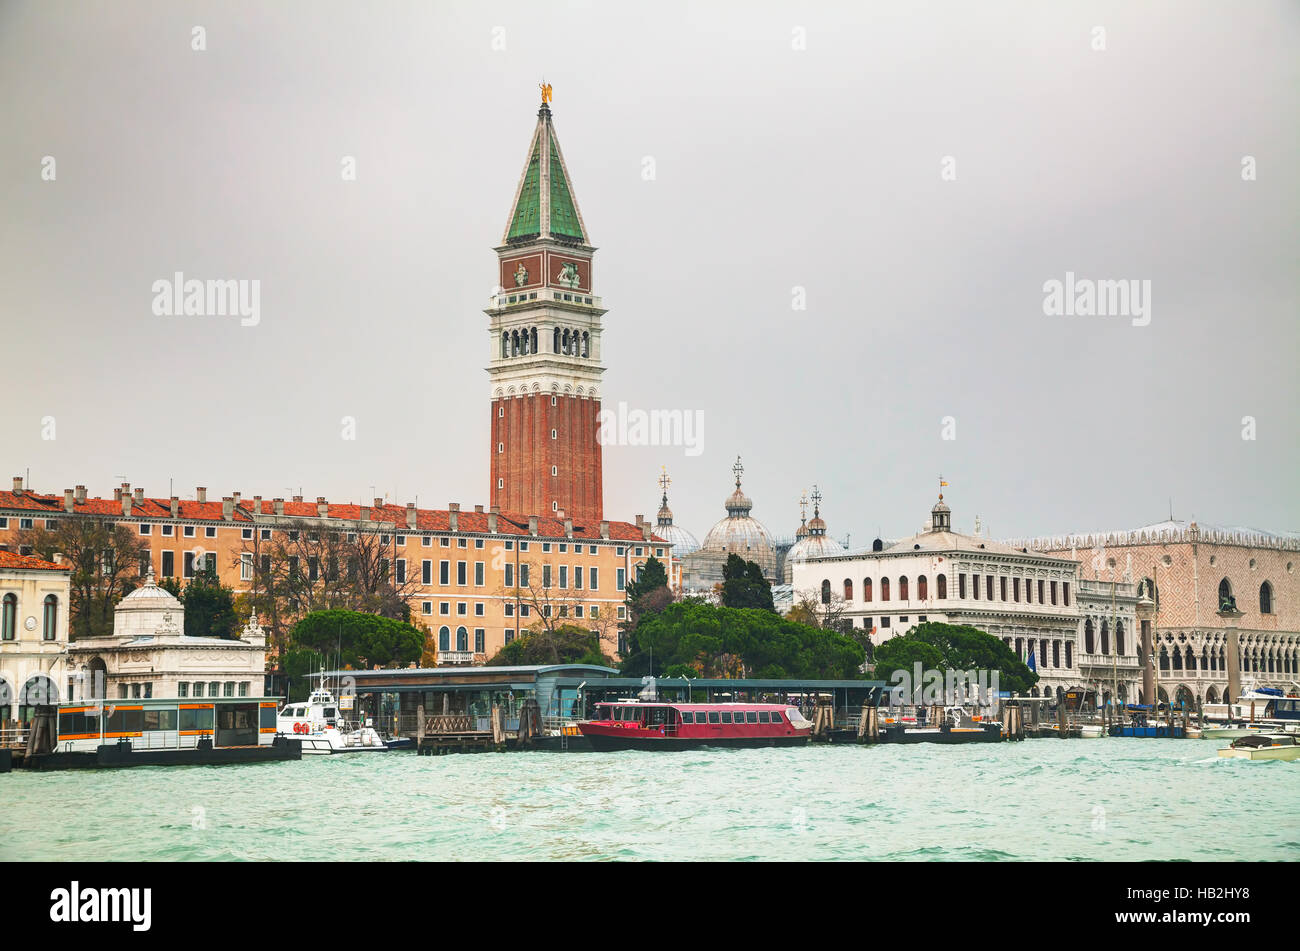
[1136,592,1156,705]
[1219,607,1243,704]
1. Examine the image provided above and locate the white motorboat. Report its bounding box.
[1217,732,1300,762]
[277,678,387,754]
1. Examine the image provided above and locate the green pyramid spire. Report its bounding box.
[503,102,587,245]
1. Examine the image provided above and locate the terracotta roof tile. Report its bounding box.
[0,549,68,571]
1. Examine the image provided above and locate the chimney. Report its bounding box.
[170,496,179,518]
[133,487,144,504]
[63,489,74,513]
[253,495,263,515]
[642,523,652,542]
[405,502,417,530]
[600,520,610,540]
[114,487,122,502]
[222,496,234,520]
[74,485,86,503]
[317,497,329,518]
[273,497,285,517]
[474,505,483,514]
[564,517,573,539]
[448,503,459,533]
[373,497,384,510]
[53,552,64,565]
[122,493,132,517]
[293,495,304,504]
[11,476,22,496]
[528,516,538,536]
[360,504,370,522]
[196,487,207,503]
[487,510,498,533]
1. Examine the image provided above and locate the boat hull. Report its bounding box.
[1217,746,1300,762]
[20,736,302,770]
[582,733,809,751]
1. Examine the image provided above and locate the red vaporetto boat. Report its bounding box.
[578,701,814,751]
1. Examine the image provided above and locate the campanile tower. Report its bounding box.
[487,91,605,523]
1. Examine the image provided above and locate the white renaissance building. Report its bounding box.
[792,493,1085,699]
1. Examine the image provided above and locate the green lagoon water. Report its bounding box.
[2,740,1296,861]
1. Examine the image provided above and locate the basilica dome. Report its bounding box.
[654,490,699,555]
[699,458,776,577]
[782,489,844,582]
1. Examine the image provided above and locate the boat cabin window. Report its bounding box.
[720,712,733,724]
[771,711,784,723]
[758,711,770,723]
[708,712,721,724]
[680,712,694,724]
[324,707,338,719]
[746,711,759,723]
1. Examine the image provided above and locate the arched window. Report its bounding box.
[42,595,57,641]
[1115,621,1125,655]
[1,594,15,641]
[456,626,469,651]
[582,331,590,357]
[1260,581,1273,614]
[1100,619,1109,655]
[511,329,520,356]
[531,327,538,352]
[1084,618,1095,654]
[553,327,560,353]
[862,578,872,602]
[1159,646,1170,671]
[1218,577,1233,608]
[501,332,509,358]
[820,579,831,604]
[438,626,450,652]
[1171,646,1183,670]
[898,576,909,600]
[917,575,928,600]
[880,578,890,601]
[936,574,946,599]
[1185,647,1196,671]
[843,578,853,601]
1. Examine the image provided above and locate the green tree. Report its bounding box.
[484,624,614,668]
[871,621,1038,696]
[624,555,672,630]
[620,600,864,680]
[286,608,425,685]
[720,554,774,612]
[178,567,240,639]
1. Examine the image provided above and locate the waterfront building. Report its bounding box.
[0,548,70,724]
[681,457,778,589]
[1073,577,1141,705]
[793,492,1084,699]
[0,479,665,665]
[66,565,267,702]
[1005,519,1300,706]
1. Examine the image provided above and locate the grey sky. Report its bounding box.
[2,0,1296,545]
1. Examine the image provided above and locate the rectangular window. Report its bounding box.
[240,552,253,581]
[617,568,625,591]
[139,523,152,536]
[239,682,249,697]
[475,539,484,549]
[475,562,485,586]
[474,629,485,653]
[505,603,514,617]
[559,566,568,589]
[574,566,583,589]
[986,575,994,600]
[184,525,195,538]
[1062,582,1070,606]
[422,536,432,547]
[520,564,530,587]
[881,616,891,627]
[457,603,466,616]
[440,537,450,547]
[205,526,216,538]
[590,567,598,590]
[1025,579,1033,603]
[543,565,552,588]
[1038,580,1045,603]
[242,528,253,540]
[178,682,189,698]
[396,559,406,584]
[504,563,514,588]
[440,602,449,615]
[422,601,432,615]
[457,561,467,586]
[395,534,405,546]
[161,524,174,536]
[183,551,195,578]
[1013,578,1020,602]
[261,529,271,541]
[958,574,966,598]
[1050,580,1058,605]
[18,518,33,530]
[457,538,466,548]
[542,543,551,553]
[475,603,484,617]
[1000,577,1007,601]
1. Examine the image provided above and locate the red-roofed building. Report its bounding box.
[0,476,675,665]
